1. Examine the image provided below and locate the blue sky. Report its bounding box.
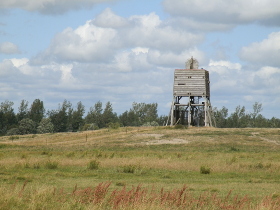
[1,0,280,118]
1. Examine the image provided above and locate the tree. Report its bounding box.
[17,100,29,122]
[102,102,118,127]
[268,117,280,128]
[85,101,103,129]
[48,100,72,132]
[213,106,228,128]
[29,99,45,125]
[227,105,249,128]
[130,102,158,125]
[119,109,139,126]
[71,101,85,131]
[37,118,54,134]
[250,102,263,127]
[118,102,159,127]
[0,100,17,134]
[157,115,169,126]
[18,118,36,135]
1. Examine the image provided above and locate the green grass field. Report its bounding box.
[0,126,280,209]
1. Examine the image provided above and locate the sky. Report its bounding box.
[1,0,280,119]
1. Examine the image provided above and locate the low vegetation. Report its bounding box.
[0,126,280,209]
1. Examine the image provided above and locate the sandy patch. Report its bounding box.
[136,133,189,145]
[144,138,189,145]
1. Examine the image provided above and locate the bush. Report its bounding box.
[81,123,99,131]
[37,118,54,134]
[45,161,58,169]
[87,160,100,170]
[107,122,120,129]
[142,121,159,127]
[7,128,20,136]
[8,135,20,140]
[174,124,187,129]
[123,165,137,173]
[18,118,36,135]
[66,152,75,158]
[200,166,211,174]
[33,163,40,169]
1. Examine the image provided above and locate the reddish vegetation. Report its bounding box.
[6,181,280,209]
[70,182,279,209]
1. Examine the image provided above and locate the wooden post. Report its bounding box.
[188,97,191,127]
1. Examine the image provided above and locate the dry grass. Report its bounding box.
[0,126,280,209]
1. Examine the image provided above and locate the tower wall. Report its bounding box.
[173,69,210,97]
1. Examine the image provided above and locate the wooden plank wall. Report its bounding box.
[173,69,210,97]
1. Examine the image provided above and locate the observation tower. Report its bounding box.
[168,57,215,127]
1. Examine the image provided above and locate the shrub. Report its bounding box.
[107,122,120,129]
[45,161,58,169]
[9,135,20,141]
[174,124,187,129]
[33,163,40,169]
[7,128,20,136]
[21,154,27,159]
[255,162,264,169]
[18,118,36,135]
[200,166,211,174]
[81,123,98,131]
[66,152,75,158]
[37,118,54,134]
[123,164,137,173]
[87,160,100,170]
[115,182,126,186]
[142,121,159,127]
[230,146,239,151]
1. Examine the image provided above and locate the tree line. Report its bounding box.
[0,99,164,136]
[0,99,280,136]
[213,102,280,128]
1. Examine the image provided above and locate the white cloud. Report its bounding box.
[209,60,241,75]
[163,0,280,26]
[206,57,280,118]
[123,13,203,52]
[208,60,241,94]
[0,42,20,54]
[147,49,206,68]
[132,47,149,55]
[250,66,280,93]
[112,51,132,72]
[32,10,203,65]
[0,0,118,14]
[37,22,118,63]
[240,32,280,67]
[10,58,28,67]
[92,8,129,28]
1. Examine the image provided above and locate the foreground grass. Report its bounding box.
[1,181,280,210]
[0,126,280,209]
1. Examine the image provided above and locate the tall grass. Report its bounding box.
[1,182,280,209]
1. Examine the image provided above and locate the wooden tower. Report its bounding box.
[168,58,214,127]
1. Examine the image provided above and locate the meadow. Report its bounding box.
[0,126,280,209]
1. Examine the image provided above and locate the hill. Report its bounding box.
[0,126,279,209]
